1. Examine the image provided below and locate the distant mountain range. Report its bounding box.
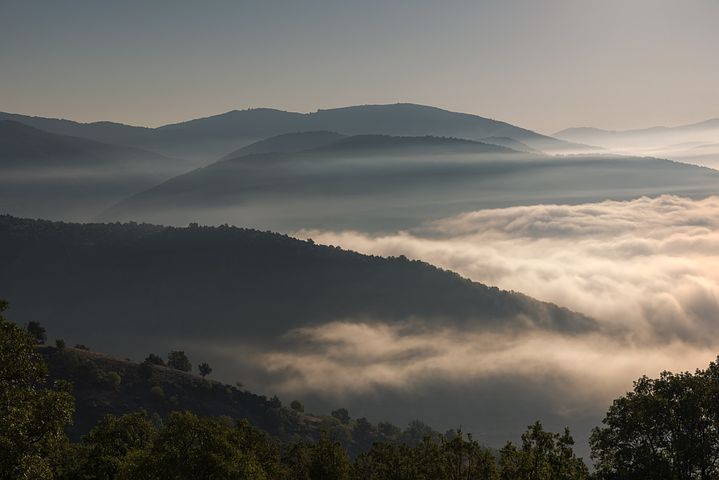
[2,105,717,229]
[1,103,592,162]
[554,118,719,170]
[103,130,719,231]
[554,118,719,146]
[0,121,185,219]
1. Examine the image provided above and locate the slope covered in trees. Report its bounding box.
[2,305,592,479]
[0,214,594,364]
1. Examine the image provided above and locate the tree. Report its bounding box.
[308,433,350,480]
[119,412,280,480]
[591,359,719,480]
[0,300,74,479]
[55,338,65,350]
[25,320,46,344]
[291,400,305,413]
[80,412,158,479]
[198,362,212,378]
[331,408,351,425]
[144,353,165,366]
[499,422,589,480]
[166,350,191,372]
[442,431,499,480]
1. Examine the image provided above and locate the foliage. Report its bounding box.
[0,300,74,480]
[167,350,191,372]
[198,362,212,378]
[25,320,46,344]
[290,400,305,413]
[591,358,719,479]
[119,412,282,480]
[143,353,165,366]
[331,408,351,425]
[498,421,589,480]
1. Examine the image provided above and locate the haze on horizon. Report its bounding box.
[2,0,718,134]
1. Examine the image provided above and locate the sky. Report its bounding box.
[1,0,717,134]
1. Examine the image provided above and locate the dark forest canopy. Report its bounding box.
[0,214,594,358]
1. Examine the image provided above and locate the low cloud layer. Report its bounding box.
[297,195,719,346]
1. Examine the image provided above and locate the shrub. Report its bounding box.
[150,386,165,399]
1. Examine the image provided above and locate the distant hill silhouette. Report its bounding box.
[0,112,151,145]
[554,118,719,145]
[0,121,187,220]
[554,118,719,146]
[219,131,347,160]
[554,118,719,170]
[0,120,167,168]
[1,103,591,161]
[479,136,541,153]
[153,104,588,158]
[103,132,719,231]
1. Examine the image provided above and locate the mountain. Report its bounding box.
[219,131,347,160]
[1,104,591,162]
[479,136,541,153]
[102,134,533,230]
[0,214,600,453]
[154,103,589,157]
[0,121,188,220]
[0,213,595,367]
[103,132,719,231]
[0,111,151,146]
[554,119,719,169]
[554,118,719,145]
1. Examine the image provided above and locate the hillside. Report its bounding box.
[219,131,347,160]
[0,214,595,378]
[103,134,719,232]
[0,112,151,146]
[2,104,590,162]
[153,103,587,157]
[102,133,536,230]
[40,344,431,455]
[0,121,188,220]
[554,119,719,169]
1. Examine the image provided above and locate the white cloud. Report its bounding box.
[296,195,719,345]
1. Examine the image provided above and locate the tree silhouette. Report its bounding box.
[167,351,191,372]
[25,320,46,344]
[198,362,212,378]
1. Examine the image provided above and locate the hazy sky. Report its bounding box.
[2,0,717,133]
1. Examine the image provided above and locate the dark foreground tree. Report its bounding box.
[79,411,158,479]
[119,411,282,479]
[499,421,589,480]
[0,300,74,480]
[591,358,719,479]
